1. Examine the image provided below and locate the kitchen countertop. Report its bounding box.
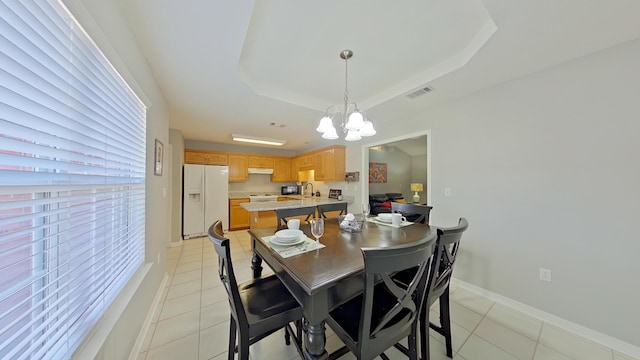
[240,196,348,212]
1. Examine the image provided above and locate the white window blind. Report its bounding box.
[0,0,146,359]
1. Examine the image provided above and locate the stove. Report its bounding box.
[248,194,279,202]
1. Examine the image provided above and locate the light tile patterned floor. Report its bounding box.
[137,231,638,360]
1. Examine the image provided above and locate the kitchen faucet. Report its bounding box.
[304,183,314,197]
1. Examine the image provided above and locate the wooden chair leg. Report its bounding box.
[420,309,430,360]
[237,333,250,360]
[284,324,291,345]
[228,317,237,360]
[296,319,303,346]
[440,290,453,358]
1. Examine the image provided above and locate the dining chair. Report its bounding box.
[422,218,468,359]
[391,202,433,224]
[317,202,348,219]
[394,218,468,360]
[207,220,303,360]
[275,207,316,228]
[325,237,436,360]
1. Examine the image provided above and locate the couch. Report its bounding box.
[368,193,406,216]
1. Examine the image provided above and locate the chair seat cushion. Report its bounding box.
[239,275,302,324]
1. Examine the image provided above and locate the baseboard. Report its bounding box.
[168,238,183,248]
[128,272,170,360]
[452,279,640,359]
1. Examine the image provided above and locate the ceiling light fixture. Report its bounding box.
[316,50,376,141]
[231,134,287,146]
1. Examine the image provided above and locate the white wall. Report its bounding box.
[61,0,170,358]
[347,38,640,348]
[169,129,185,246]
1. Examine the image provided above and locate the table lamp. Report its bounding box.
[410,183,423,203]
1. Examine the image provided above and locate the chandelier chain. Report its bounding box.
[343,56,349,107]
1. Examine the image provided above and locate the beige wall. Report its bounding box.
[346,38,640,348]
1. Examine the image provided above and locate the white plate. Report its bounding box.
[274,229,303,242]
[376,214,393,223]
[270,236,305,246]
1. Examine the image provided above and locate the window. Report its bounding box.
[0,1,146,358]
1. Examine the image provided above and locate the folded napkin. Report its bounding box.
[263,235,326,258]
[340,213,356,228]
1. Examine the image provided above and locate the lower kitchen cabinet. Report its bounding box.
[250,210,277,229]
[229,198,250,230]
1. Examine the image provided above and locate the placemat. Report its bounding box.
[263,235,326,258]
[366,217,413,228]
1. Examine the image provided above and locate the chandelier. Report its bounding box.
[316,50,376,141]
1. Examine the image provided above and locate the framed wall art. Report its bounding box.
[328,189,342,199]
[154,139,163,176]
[368,162,387,183]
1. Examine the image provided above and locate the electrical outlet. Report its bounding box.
[444,187,451,197]
[539,268,552,282]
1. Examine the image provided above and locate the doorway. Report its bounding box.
[361,130,431,206]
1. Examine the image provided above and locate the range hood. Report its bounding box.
[248,167,273,175]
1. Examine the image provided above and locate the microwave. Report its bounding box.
[281,185,300,195]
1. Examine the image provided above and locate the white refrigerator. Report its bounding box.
[183,164,229,239]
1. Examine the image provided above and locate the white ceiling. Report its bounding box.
[120,0,640,152]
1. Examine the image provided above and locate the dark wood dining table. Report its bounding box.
[249,217,437,360]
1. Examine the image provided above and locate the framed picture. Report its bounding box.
[328,189,342,199]
[368,162,387,183]
[154,139,163,176]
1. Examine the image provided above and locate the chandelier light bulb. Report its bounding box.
[344,129,362,141]
[316,116,334,133]
[322,128,339,139]
[345,111,365,130]
[359,120,376,136]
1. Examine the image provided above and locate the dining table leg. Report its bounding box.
[303,319,328,360]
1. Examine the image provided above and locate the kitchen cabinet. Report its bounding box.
[248,155,274,169]
[271,157,291,182]
[250,210,277,229]
[229,198,250,230]
[228,154,248,182]
[313,146,345,181]
[251,197,308,229]
[183,144,345,183]
[297,154,314,170]
[184,150,228,165]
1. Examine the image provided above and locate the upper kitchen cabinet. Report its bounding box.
[228,154,248,182]
[297,154,314,170]
[248,155,274,169]
[313,146,345,181]
[184,149,228,165]
[271,157,291,182]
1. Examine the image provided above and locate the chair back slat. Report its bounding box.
[357,238,435,356]
[428,218,468,302]
[275,207,316,227]
[207,220,248,326]
[317,203,347,218]
[390,202,433,224]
